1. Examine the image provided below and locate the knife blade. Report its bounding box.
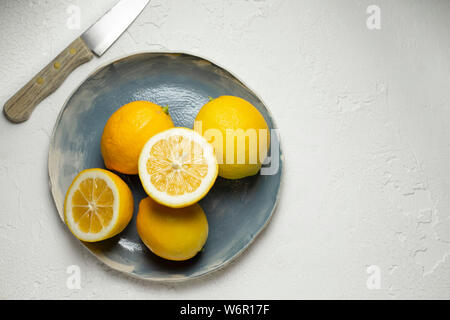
[82,0,149,56]
[3,0,150,123]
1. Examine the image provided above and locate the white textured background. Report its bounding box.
[1,0,450,299]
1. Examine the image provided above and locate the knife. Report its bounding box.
[3,0,150,123]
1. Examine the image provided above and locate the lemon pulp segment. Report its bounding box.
[147,135,209,196]
[70,177,114,233]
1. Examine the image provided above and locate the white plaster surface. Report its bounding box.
[1,0,450,299]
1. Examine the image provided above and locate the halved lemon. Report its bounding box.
[138,127,218,208]
[64,168,134,242]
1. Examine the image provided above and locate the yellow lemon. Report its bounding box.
[101,101,174,175]
[138,127,218,208]
[194,95,270,179]
[64,168,134,242]
[136,197,208,261]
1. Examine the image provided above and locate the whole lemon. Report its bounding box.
[195,96,270,179]
[101,101,174,174]
[136,197,208,261]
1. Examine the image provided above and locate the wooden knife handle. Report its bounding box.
[3,37,94,123]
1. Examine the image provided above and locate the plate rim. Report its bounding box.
[47,51,284,282]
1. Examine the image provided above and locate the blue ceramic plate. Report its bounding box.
[48,53,283,281]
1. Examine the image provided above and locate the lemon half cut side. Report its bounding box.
[64,168,134,242]
[138,128,218,208]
